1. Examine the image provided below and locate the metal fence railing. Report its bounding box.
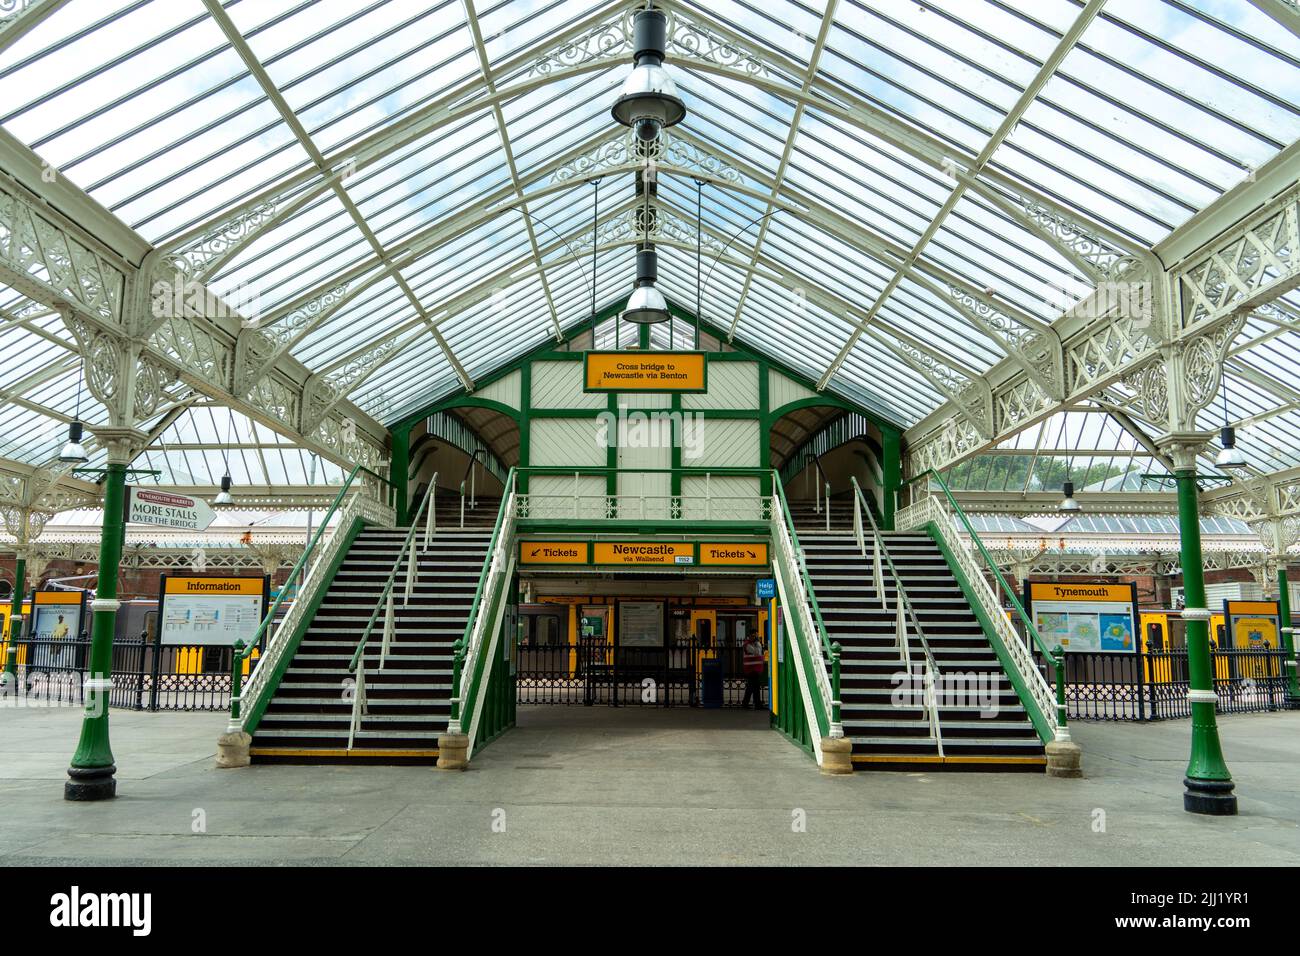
[515,638,758,708]
[1034,645,1292,721]
[3,636,266,712]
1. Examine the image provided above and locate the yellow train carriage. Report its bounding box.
[1138,608,1285,683]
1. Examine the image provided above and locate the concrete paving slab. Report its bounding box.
[1,704,1298,865]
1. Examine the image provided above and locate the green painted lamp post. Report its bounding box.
[65,432,143,801]
[4,554,24,686]
[1172,460,1237,815]
[1276,565,1298,708]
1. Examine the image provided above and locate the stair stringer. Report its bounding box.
[770,541,826,765]
[464,549,518,759]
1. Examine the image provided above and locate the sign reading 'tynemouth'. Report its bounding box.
[124,487,216,531]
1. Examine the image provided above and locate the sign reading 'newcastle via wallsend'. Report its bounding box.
[584,351,707,392]
[124,487,216,531]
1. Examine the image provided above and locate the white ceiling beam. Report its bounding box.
[724,0,838,340]
[816,0,1106,391]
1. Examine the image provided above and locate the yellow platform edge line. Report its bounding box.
[250,748,440,758]
[851,754,1047,765]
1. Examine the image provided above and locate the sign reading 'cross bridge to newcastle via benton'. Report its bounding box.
[124,487,216,531]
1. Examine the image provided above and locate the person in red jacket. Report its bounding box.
[741,629,766,710]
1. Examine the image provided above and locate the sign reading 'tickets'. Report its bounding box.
[124,487,216,531]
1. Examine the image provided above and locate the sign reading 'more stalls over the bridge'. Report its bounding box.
[584,352,707,392]
[124,487,216,531]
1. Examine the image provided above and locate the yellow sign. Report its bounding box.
[1224,600,1280,649]
[699,542,769,566]
[593,542,695,566]
[34,590,83,606]
[584,352,707,392]
[1026,582,1133,603]
[519,541,588,564]
[163,576,265,596]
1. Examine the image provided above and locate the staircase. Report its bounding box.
[249,495,498,763]
[790,502,1046,771]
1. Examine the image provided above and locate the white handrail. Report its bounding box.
[239,489,394,732]
[421,472,438,552]
[853,481,943,749]
[769,491,838,758]
[898,493,1058,739]
[347,662,367,750]
[450,481,518,745]
[513,492,767,522]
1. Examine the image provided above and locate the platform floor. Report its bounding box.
[1,704,1298,865]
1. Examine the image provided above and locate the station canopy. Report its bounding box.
[0,0,1297,496]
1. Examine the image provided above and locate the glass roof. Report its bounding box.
[0,0,1297,494]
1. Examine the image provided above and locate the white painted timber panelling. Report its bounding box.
[527,475,607,520]
[531,361,605,409]
[689,419,760,468]
[768,368,819,411]
[617,418,672,519]
[681,476,763,521]
[476,369,521,410]
[683,361,759,410]
[617,392,673,408]
[529,418,606,467]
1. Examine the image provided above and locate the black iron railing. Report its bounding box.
[515,637,760,708]
[3,636,266,712]
[1036,645,1291,721]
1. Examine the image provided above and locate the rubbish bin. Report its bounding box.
[700,657,723,709]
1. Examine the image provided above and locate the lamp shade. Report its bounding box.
[1059,480,1081,513]
[1215,426,1247,470]
[59,420,88,463]
[610,9,685,139]
[214,473,233,505]
[623,283,670,325]
[622,247,670,325]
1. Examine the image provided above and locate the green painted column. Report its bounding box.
[1175,468,1237,815]
[5,555,25,681]
[1278,565,1298,706]
[391,424,411,526]
[882,427,901,531]
[65,460,127,801]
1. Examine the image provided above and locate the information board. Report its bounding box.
[1223,600,1281,649]
[1024,581,1139,654]
[619,601,664,647]
[28,590,86,668]
[158,575,269,647]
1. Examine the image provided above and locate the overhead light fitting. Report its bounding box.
[59,420,88,464]
[611,7,685,143]
[60,359,89,464]
[622,247,670,325]
[1059,480,1081,513]
[1215,426,1247,471]
[1215,375,1247,471]
[214,474,233,505]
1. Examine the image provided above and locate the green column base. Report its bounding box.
[65,765,117,801]
[1183,777,1237,815]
